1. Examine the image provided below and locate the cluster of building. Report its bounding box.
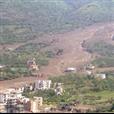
[0,87,31,113]
[63,64,106,80]
[85,64,106,79]
[34,80,63,96]
[0,79,64,113]
[0,57,107,113]
[27,58,39,76]
[0,86,44,113]
[0,56,64,113]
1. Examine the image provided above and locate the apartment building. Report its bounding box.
[31,97,43,113]
[35,80,52,90]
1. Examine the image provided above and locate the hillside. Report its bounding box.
[0,22,114,85]
[0,0,114,80]
[1,1,114,113]
[0,0,114,44]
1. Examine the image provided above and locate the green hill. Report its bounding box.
[1,0,114,80]
[0,0,114,44]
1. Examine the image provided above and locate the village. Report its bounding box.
[0,57,108,113]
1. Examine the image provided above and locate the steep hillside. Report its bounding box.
[0,0,114,80]
[0,0,114,44]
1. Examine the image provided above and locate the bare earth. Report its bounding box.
[0,22,114,90]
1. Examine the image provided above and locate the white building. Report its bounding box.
[31,97,43,113]
[21,97,30,103]
[0,65,5,69]
[29,85,34,91]
[27,58,39,71]
[86,64,95,70]
[54,83,63,96]
[44,107,51,113]
[10,91,22,99]
[16,87,24,93]
[0,93,6,103]
[33,97,43,107]
[0,88,23,103]
[86,70,92,75]
[0,103,6,113]
[35,80,52,90]
[0,91,11,103]
[64,67,76,72]
[95,73,106,79]
[0,92,19,104]
[31,100,39,113]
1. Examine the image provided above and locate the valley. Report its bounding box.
[1,1,114,112]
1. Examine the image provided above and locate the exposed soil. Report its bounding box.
[0,22,114,90]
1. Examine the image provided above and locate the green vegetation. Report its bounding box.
[0,25,34,44]
[0,66,29,80]
[84,41,114,57]
[84,40,114,67]
[23,73,114,111]
[0,42,56,80]
[1,0,114,44]
[15,43,49,52]
[92,57,114,67]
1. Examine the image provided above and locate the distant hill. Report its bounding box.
[0,0,114,43]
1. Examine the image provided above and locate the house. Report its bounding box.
[35,80,52,90]
[44,107,51,113]
[31,100,39,113]
[6,98,19,113]
[7,48,14,51]
[10,91,22,99]
[23,100,31,112]
[30,97,43,113]
[29,85,34,91]
[0,87,24,104]
[64,67,77,73]
[95,73,106,79]
[16,104,24,113]
[9,87,24,93]
[0,65,5,69]
[0,87,33,113]
[23,83,35,92]
[54,83,63,96]
[0,91,12,103]
[86,64,95,70]
[22,98,30,103]
[0,93,6,103]
[0,103,6,113]
[33,97,43,107]
[27,58,39,71]
[86,70,92,75]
